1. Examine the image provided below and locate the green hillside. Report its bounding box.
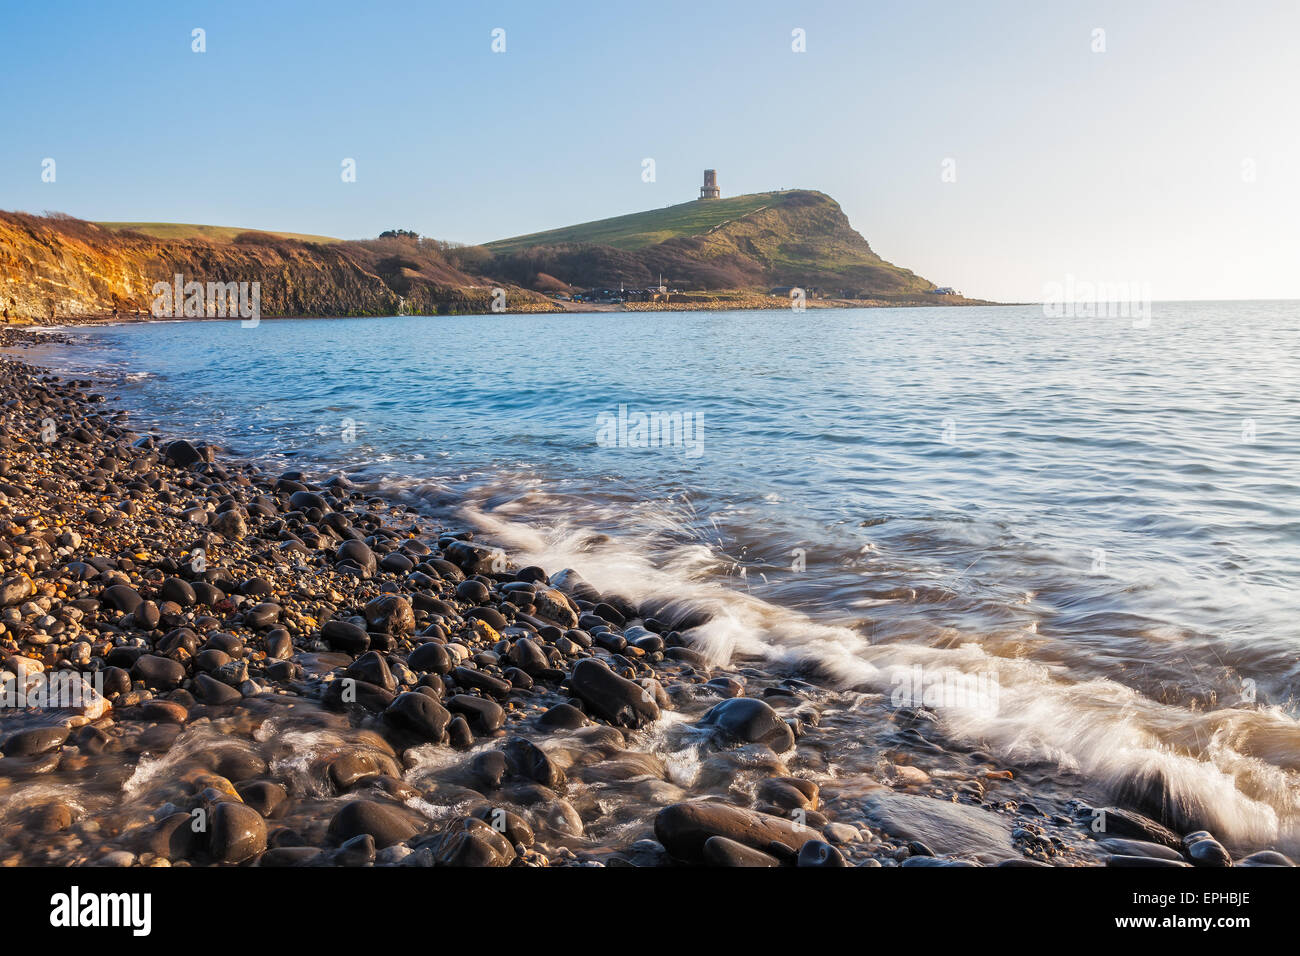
[485,192,793,254]
[484,190,937,296]
[96,222,341,244]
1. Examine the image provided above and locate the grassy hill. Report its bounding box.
[96,222,341,244]
[486,190,936,296]
[485,192,789,254]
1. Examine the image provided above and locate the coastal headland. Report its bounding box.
[1,190,989,325]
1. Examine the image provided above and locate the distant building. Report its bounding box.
[700,169,720,200]
[927,286,958,295]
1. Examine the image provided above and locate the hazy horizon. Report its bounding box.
[2,0,1297,303]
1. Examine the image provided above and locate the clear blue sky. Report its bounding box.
[2,0,1296,301]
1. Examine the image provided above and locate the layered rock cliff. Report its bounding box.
[0,213,550,323]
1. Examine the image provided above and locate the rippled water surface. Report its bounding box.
[34,302,1300,849]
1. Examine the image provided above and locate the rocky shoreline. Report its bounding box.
[0,327,1290,869]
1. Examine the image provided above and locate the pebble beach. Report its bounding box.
[0,323,1291,870]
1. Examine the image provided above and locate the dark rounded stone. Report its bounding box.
[538,702,589,730]
[264,627,294,660]
[592,601,626,626]
[235,780,289,819]
[452,666,511,699]
[101,666,132,697]
[163,439,204,467]
[383,691,451,742]
[426,559,465,583]
[327,750,397,791]
[408,641,452,674]
[335,833,376,866]
[194,672,242,704]
[446,694,506,734]
[593,631,627,653]
[346,651,397,692]
[363,594,414,635]
[259,846,322,867]
[442,540,502,576]
[412,593,458,617]
[655,802,813,864]
[758,777,818,812]
[797,839,847,867]
[705,677,744,698]
[323,678,393,712]
[503,667,532,691]
[191,581,226,606]
[632,633,665,653]
[1187,836,1232,867]
[568,659,660,729]
[1091,806,1181,849]
[133,600,161,630]
[289,490,329,513]
[1,725,69,757]
[209,802,267,863]
[244,602,281,629]
[102,583,142,613]
[470,750,509,790]
[429,816,515,867]
[503,737,565,789]
[335,539,377,576]
[506,637,549,676]
[132,653,187,690]
[241,577,274,597]
[205,632,245,656]
[195,648,231,673]
[447,715,474,749]
[472,805,535,847]
[465,606,508,631]
[159,627,200,657]
[142,811,200,861]
[455,579,491,605]
[665,646,708,667]
[327,800,420,849]
[380,552,414,573]
[266,659,302,681]
[702,835,782,867]
[160,577,196,606]
[140,699,189,724]
[697,697,794,752]
[321,619,370,655]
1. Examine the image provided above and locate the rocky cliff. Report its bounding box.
[0,213,552,323]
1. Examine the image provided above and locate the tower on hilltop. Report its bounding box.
[700,169,720,200]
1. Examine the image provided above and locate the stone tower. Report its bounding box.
[700,169,720,200]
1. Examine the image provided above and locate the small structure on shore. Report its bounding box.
[699,169,720,200]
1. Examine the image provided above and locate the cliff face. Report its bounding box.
[0,213,551,322]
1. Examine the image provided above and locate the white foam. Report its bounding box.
[459,500,1300,850]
